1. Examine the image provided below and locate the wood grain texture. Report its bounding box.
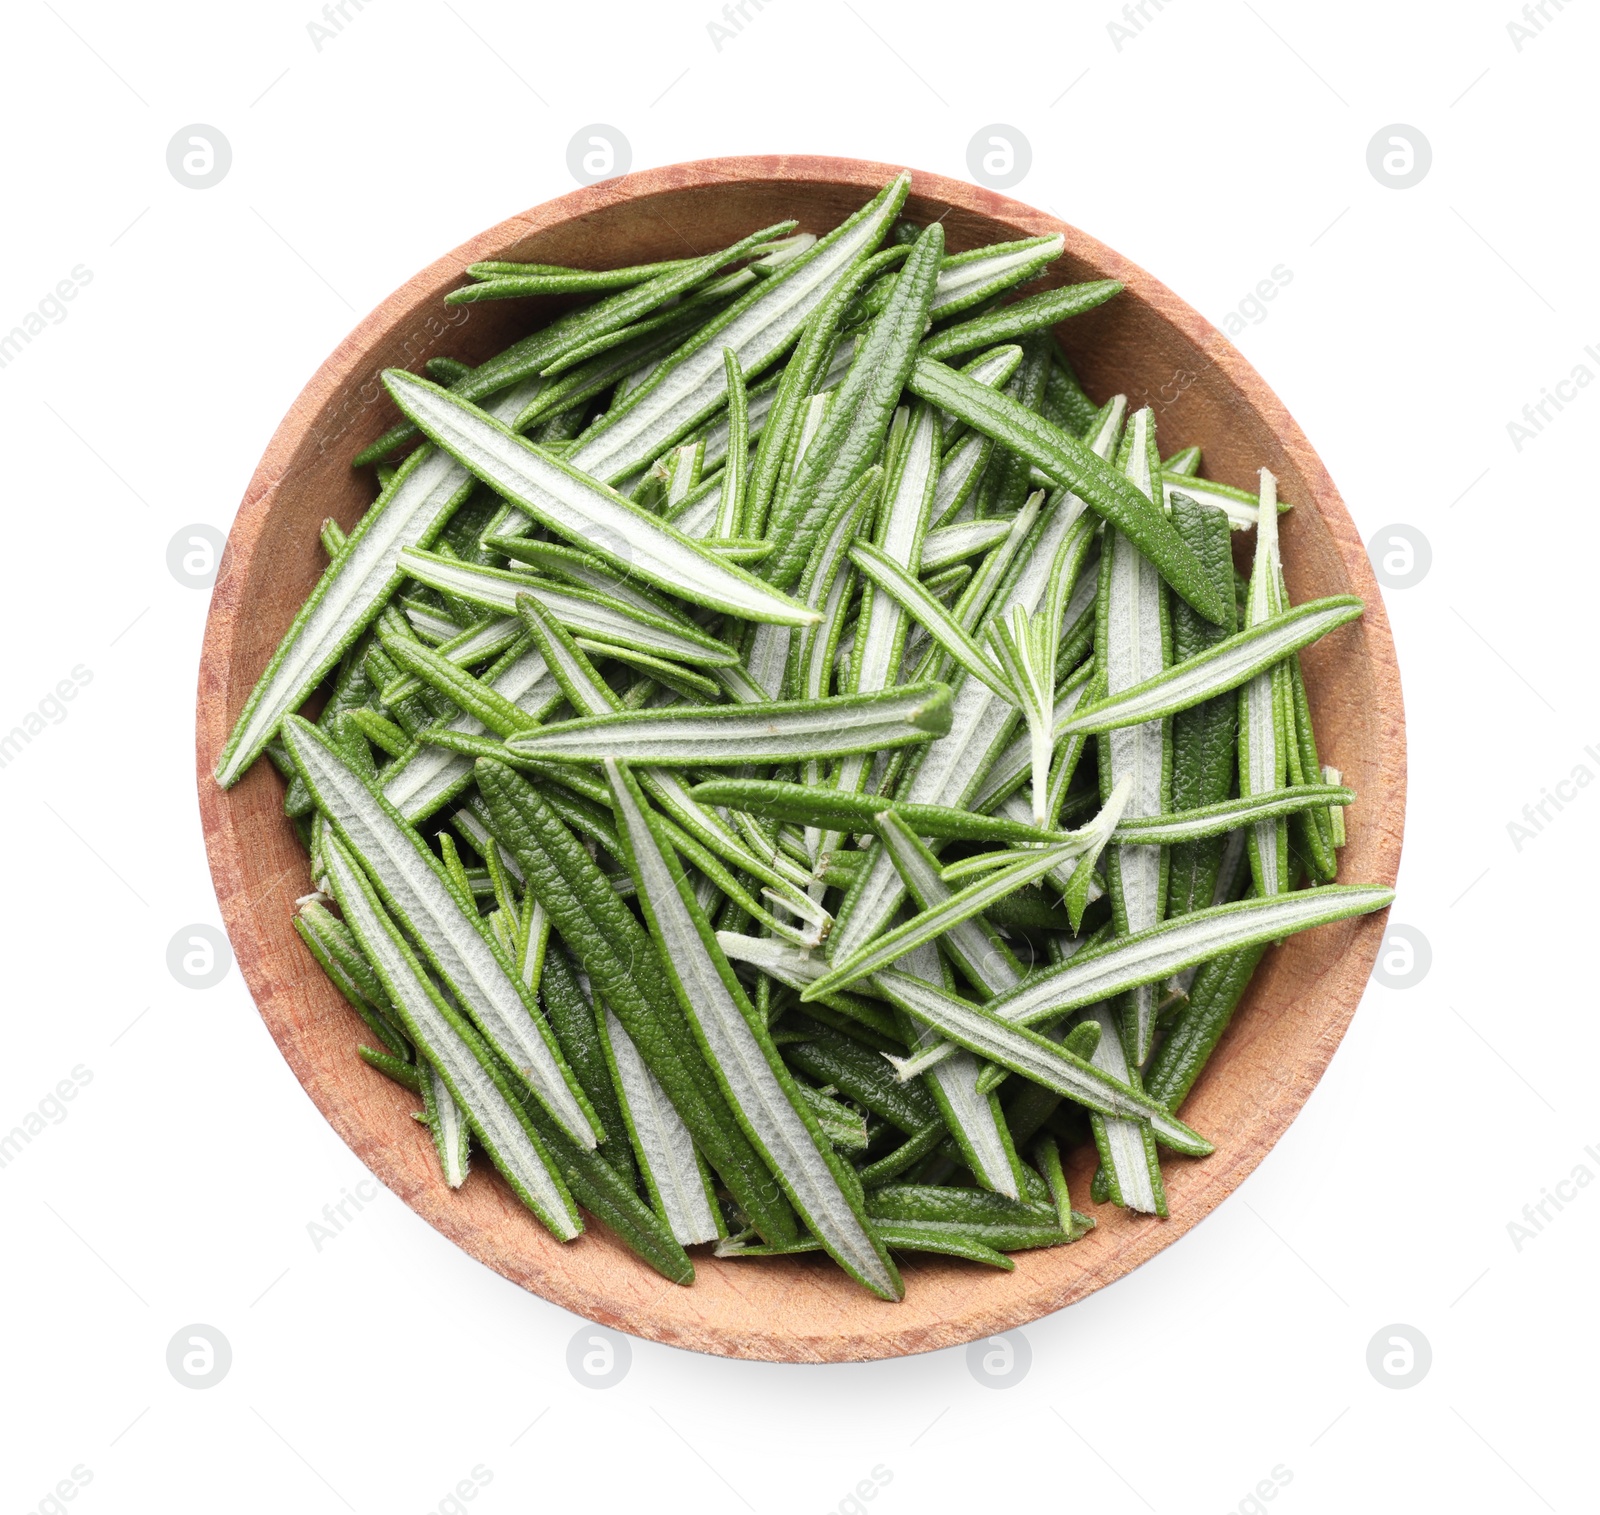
[195,154,1405,1363]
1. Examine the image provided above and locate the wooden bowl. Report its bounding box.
[197,155,1405,1363]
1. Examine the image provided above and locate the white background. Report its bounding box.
[1,1,1594,1511]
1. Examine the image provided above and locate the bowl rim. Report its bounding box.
[196,153,1405,1363]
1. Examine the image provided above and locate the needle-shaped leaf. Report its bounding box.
[1240,469,1292,897]
[804,832,1092,999]
[796,1084,869,1152]
[1165,490,1242,919]
[1097,405,1171,1063]
[464,252,703,281]
[970,658,1096,813]
[382,613,526,705]
[935,343,1026,455]
[384,372,820,627]
[764,220,946,587]
[886,939,1021,1197]
[877,815,1023,999]
[454,223,795,393]
[922,518,1014,572]
[482,537,699,628]
[741,247,900,536]
[780,1014,938,1134]
[846,404,940,705]
[891,782,1129,1077]
[856,236,1066,325]
[966,884,1395,1032]
[477,759,801,1245]
[379,633,540,737]
[570,175,910,484]
[849,540,1014,699]
[905,358,1229,624]
[819,403,942,859]
[603,759,903,1300]
[536,942,630,1184]
[986,606,1059,826]
[419,1059,471,1188]
[713,348,748,539]
[928,236,1065,315]
[215,376,543,787]
[1144,937,1270,1115]
[872,969,1212,1155]
[865,1181,1064,1236]
[282,717,600,1150]
[1061,597,1364,735]
[1161,471,1290,530]
[322,832,584,1236]
[691,341,841,486]
[1083,1002,1167,1215]
[828,488,1094,966]
[451,253,727,303]
[715,930,827,985]
[715,1223,1018,1269]
[396,548,741,665]
[598,1002,722,1246]
[919,280,1123,362]
[793,466,882,709]
[502,681,952,766]
[1112,785,1355,845]
[1034,1135,1092,1240]
[688,778,1085,845]
[382,642,561,823]
[446,600,822,940]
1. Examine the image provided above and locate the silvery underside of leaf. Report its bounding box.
[601,1005,720,1246]
[284,719,597,1150]
[323,834,580,1237]
[385,373,819,627]
[215,377,542,787]
[606,761,899,1299]
[570,176,908,483]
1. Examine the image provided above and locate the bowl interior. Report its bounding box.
[198,156,1403,1363]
